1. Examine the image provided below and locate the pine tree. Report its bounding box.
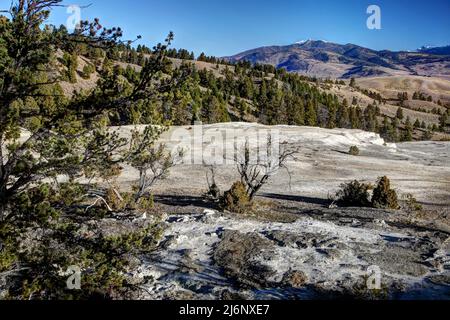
[390,118,399,142]
[372,176,399,209]
[337,104,349,128]
[0,2,181,299]
[396,107,404,120]
[235,97,247,121]
[380,116,392,141]
[413,119,421,128]
[305,100,318,126]
[202,93,230,123]
[342,98,349,107]
[440,110,448,132]
[364,104,377,132]
[402,116,413,141]
[327,104,337,129]
[198,52,207,62]
[63,51,78,83]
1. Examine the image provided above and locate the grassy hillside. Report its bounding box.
[38,35,450,143]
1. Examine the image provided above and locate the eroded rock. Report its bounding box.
[281,270,308,288]
[213,230,276,289]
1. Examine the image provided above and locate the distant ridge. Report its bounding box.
[418,45,450,56]
[224,40,450,79]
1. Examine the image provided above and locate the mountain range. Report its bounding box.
[225,40,450,79]
[418,45,450,56]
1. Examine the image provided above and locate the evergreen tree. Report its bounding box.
[63,51,78,83]
[390,118,399,142]
[396,107,404,120]
[337,104,349,128]
[342,98,349,107]
[402,116,413,141]
[413,119,421,128]
[440,110,448,132]
[305,100,317,126]
[327,104,337,129]
[292,97,305,126]
[235,97,247,121]
[0,1,180,299]
[380,116,391,141]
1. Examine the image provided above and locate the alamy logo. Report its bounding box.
[66,5,81,31]
[367,5,382,30]
[66,265,81,290]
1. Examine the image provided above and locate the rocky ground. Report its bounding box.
[108,123,450,300]
[133,207,449,300]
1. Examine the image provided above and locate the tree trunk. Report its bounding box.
[0,187,7,221]
[0,199,5,222]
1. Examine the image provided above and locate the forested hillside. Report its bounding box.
[14,27,450,143]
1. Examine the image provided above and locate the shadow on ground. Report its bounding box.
[262,193,331,206]
[154,194,217,210]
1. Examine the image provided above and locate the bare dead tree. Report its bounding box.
[126,126,184,201]
[204,165,221,201]
[234,134,299,200]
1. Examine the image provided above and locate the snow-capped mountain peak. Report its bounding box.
[418,45,450,55]
[295,39,329,45]
[295,39,311,44]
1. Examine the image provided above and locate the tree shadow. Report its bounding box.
[331,149,351,155]
[262,193,331,207]
[154,194,217,210]
[146,250,231,289]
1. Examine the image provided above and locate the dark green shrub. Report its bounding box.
[81,63,95,79]
[205,182,221,201]
[336,180,371,207]
[402,193,423,212]
[204,167,221,201]
[2,185,163,300]
[349,146,360,156]
[62,51,78,83]
[105,187,126,211]
[136,194,155,211]
[221,181,251,213]
[372,176,399,209]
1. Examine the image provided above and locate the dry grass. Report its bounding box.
[357,76,450,104]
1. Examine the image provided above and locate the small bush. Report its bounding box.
[105,187,126,211]
[372,176,399,209]
[205,183,221,201]
[204,167,221,201]
[349,146,360,156]
[81,63,95,79]
[336,180,371,207]
[136,194,155,211]
[221,181,251,213]
[402,193,423,212]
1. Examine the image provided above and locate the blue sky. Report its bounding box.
[45,0,450,56]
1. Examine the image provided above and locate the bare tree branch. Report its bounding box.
[234,135,300,200]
